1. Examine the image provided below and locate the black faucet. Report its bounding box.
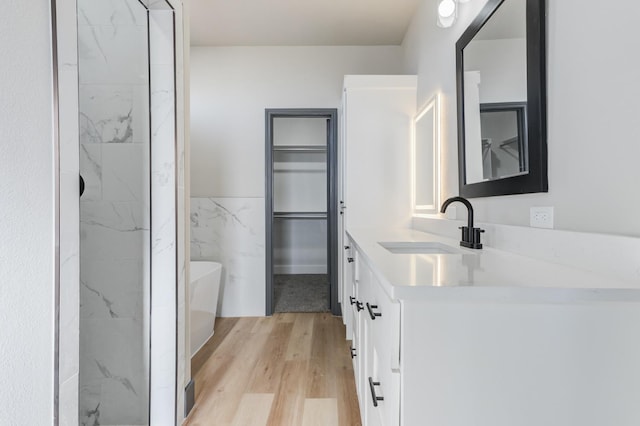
[440,196,484,249]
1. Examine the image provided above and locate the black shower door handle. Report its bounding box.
[79,174,85,197]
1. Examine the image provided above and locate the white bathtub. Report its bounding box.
[190,261,222,357]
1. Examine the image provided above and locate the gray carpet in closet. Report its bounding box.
[274,274,330,313]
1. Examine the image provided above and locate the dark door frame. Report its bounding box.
[265,108,340,316]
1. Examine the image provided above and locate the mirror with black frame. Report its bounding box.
[456,0,547,198]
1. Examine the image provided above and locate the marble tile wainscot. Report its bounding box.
[190,197,266,317]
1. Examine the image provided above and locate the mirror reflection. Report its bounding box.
[462,0,527,183]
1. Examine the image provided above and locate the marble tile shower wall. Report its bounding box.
[191,198,266,317]
[78,0,150,424]
[57,0,81,422]
[148,10,180,424]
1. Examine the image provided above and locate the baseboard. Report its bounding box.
[184,379,195,418]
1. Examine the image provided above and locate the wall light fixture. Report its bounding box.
[437,0,457,28]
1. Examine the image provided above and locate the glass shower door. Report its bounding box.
[78,1,151,424]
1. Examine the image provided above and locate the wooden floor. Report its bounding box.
[185,313,362,426]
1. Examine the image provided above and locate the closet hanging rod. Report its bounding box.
[273,145,327,153]
[273,211,327,219]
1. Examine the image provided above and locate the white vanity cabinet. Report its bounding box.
[345,228,640,426]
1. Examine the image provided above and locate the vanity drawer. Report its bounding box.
[362,274,401,371]
[350,322,362,403]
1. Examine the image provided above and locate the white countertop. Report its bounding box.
[347,228,640,303]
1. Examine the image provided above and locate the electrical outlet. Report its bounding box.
[530,206,554,229]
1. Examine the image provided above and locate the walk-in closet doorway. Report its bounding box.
[265,109,339,316]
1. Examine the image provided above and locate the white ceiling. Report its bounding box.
[189,0,422,47]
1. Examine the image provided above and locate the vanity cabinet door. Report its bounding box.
[350,322,362,405]
[361,274,401,426]
[350,245,362,376]
[355,257,372,421]
[364,342,384,426]
[370,356,400,426]
[368,276,401,371]
[350,251,363,405]
[349,246,402,426]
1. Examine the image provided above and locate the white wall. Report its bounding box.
[190,46,404,197]
[190,45,404,316]
[0,1,55,424]
[403,0,640,237]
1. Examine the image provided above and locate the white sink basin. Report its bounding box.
[378,241,462,254]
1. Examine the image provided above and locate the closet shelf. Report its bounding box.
[273,145,327,153]
[274,211,327,219]
[499,136,519,148]
[273,162,327,172]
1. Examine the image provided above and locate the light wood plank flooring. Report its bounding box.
[185,313,361,426]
